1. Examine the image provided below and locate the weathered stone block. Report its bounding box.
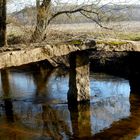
[68,51,90,103]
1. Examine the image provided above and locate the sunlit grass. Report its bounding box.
[96,40,129,46]
[118,33,140,41]
[7,21,140,44]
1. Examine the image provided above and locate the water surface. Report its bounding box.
[0,67,139,140]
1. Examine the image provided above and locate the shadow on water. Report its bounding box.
[1,70,14,123]
[68,102,92,138]
[0,65,140,139]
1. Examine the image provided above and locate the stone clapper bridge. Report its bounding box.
[0,39,139,103]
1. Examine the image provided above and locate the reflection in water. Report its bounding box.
[32,67,53,103]
[1,70,14,123]
[4,99,14,123]
[42,104,71,139]
[90,96,130,135]
[68,103,91,138]
[0,66,139,140]
[93,94,140,140]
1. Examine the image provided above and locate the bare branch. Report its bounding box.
[48,6,99,24]
[47,2,112,29]
[80,11,111,29]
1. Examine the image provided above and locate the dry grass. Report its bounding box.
[7,21,140,45]
[45,21,140,42]
[7,24,33,44]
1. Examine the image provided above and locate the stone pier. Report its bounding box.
[68,51,90,103]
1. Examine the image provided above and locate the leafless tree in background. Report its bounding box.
[31,0,110,42]
[2,0,138,44]
[0,0,7,47]
[32,0,134,42]
[31,0,51,42]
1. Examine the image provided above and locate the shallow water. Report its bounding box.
[0,67,139,140]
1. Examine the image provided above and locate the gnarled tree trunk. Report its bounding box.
[0,0,7,47]
[31,0,51,42]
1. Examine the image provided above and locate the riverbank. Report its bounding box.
[7,22,140,44]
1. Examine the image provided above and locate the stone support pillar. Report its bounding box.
[68,51,90,103]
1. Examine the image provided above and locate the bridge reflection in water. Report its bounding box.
[0,66,139,140]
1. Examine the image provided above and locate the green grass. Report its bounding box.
[118,33,140,41]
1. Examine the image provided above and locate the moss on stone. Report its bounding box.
[67,40,83,45]
[97,40,129,46]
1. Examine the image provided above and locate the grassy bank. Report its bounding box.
[7,21,140,45]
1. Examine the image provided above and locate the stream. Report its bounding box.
[0,66,139,140]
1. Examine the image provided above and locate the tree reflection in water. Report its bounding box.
[32,66,71,139]
[41,104,71,139]
[1,70,14,123]
[1,66,140,140]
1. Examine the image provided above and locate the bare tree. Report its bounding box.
[31,0,109,42]
[31,0,51,42]
[5,0,133,43]
[0,0,7,47]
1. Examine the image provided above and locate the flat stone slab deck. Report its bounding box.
[0,39,139,69]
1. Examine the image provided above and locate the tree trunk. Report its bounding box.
[31,0,51,42]
[0,0,7,47]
